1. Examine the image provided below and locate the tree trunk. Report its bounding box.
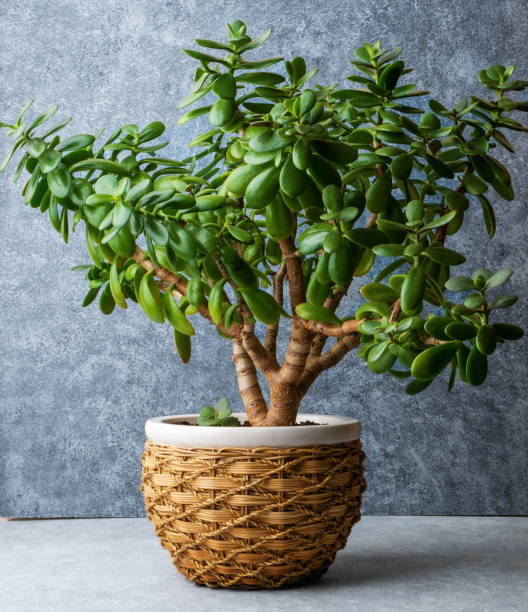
[265,381,301,426]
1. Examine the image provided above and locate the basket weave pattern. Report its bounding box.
[141,439,366,589]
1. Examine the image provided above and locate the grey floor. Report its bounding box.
[1,517,527,612]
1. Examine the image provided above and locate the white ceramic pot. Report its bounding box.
[145,412,361,448]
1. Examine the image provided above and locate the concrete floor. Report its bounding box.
[1,517,527,612]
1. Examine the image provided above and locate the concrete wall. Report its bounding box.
[1,0,527,516]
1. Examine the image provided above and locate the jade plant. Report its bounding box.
[1,21,526,426]
[198,397,239,426]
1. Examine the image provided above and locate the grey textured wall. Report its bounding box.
[1,0,527,517]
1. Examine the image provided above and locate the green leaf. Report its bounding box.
[138,122,165,144]
[372,243,405,257]
[401,267,425,314]
[292,138,311,170]
[164,286,195,335]
[331,89,381,107]
[38,149,62,173]
[144,218,169,246]
[476,195,496,238]
[27,104,59,132]
[445,322,476,340]
[57,134,95,151]
[240,288,280,325]
[209,98,236,127]
[208,278,227,325]
[360,282,399,303]
[424,246,466,266]
[464,293,486,309]
[178,105,212,125]
[70,158,131,175]
[138,270,164,323]
[463,173,488,196]
[245,166,280,208]
[311,140,357,164]
[411,342,459,380]
[183,48,228,65]
[109,259,127,309]
[406,379,433,394]
[174,329,192,363]
[485,268,512,289]
[347,228,388,249]
[445,276,474,291]
[238,57,283,70]
[476,324,497,355]
[295,302,341,326]
[390,154,413,179]
[200,405,216,419]
[445,190,469,212]
[195,39,232,52]
[249,129,294,153]
[489,294,517,309]
[27,138,47,158]
[492,323,524,340]
[280,155,306,197]
[422,210,458,230]
[237,71,285,86]
[47,163,71,198]
[365,171,392,214]
[215,396,230,414]
[466,345,487,386]
[237,28,272,52]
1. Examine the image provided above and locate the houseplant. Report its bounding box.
[1,19,526,588]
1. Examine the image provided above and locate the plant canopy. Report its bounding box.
[1,20,526,425]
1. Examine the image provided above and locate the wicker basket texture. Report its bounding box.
[141,439,366,589]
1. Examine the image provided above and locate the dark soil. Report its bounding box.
[173,420,323,427]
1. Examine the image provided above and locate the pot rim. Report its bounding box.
[145,413,361,449]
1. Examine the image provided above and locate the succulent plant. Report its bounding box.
[197,397,239,426]
[1,20,526,426]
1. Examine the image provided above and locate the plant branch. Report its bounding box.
[279,236,306,310]
[301,317,364,337]
[299,333,361,396]
[278,236,313,384]
[309,285,350,357]
[232,338,268,425]
[264,263,286,355]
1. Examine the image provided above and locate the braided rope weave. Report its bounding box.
[141,439,366,589]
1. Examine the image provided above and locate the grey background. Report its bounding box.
[1,0,527,517]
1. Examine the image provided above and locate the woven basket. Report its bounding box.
[141,438,366,589]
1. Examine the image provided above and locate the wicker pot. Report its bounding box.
[141,414,366,589]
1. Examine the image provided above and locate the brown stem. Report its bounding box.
[299,334,361,397]
[264,264,286,355]
[279,236,306,310]
[265,381,301,426]
[365,213,378,228]
[232,339,268,426]
[278,236,313,385]
[309,286,349,357]
[280,317,313,384]
[241,322,279,380]
[390,298,401,323]
[301,317,365,337]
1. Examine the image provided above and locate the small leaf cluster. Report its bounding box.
[354,266,523,393]
[197,397,239,426]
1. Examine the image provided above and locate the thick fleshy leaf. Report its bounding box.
[411,342,459,380]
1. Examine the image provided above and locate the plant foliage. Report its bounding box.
[1,20,526,410]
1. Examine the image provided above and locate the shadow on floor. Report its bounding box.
[319,546,528,588]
